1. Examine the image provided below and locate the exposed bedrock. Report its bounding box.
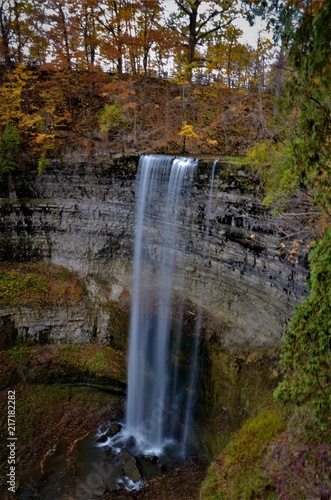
[0,155,309,350]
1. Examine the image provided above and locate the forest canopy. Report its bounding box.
[0,0,277,160]
[0,1,329,216]
[0,1,263,77]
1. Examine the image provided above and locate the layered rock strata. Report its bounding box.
[0,156,309,349]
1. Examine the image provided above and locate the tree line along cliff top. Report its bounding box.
[0,0,279,168]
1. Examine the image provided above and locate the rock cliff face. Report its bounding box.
[0,155,309,350]
[0,305,91,349]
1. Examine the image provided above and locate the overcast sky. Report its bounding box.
[163,0,268,47]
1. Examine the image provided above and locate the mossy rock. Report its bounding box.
[196,344,282,458]
[0,262,86,308]
[200,408,286,499]
[0,344,127,391]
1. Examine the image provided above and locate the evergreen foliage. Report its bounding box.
[257,0,331,435]
[246,1,331,213]
[245,139,296,210]
[287,1,331,211]
[98,102,127,134]
[275,227,331,431]
[245,0,331,462]
[0,123,20,173]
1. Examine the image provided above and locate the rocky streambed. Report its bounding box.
[0,343,207,500]
[0,335,282,499]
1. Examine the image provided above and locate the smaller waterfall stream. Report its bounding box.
[181,160,217,454]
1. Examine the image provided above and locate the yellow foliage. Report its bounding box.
[35,133,55,145]
[0,65,37,127]
[20,114,42,130]
[179,122,199,138]
[173,77,190,86]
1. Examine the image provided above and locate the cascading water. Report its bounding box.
[181,160,217,454]
[96,154,217,475]
[126,154,198,455]
[29,155,218,496]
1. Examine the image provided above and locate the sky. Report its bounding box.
[163,0,268,47]
[235,17,268,47]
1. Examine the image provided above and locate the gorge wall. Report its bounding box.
[0,155,309,351]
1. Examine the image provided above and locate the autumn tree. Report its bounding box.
[0,0,36,68]
[205,25,250,89]
[24,0,50,66]
[167,0,239,79]
[45,0,78,69]
[0,63,54,184]
[131,0,163,76]
[0,0,12,68]
[179,121,198,152]
[0,64,38,129]
[98,78,137,149]
[78,0,99,66]
[0,0,279,157]
[96,0,131,76]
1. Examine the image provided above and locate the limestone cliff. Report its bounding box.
[0,155,309,350]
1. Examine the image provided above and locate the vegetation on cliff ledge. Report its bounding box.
[0,262,86,307]
[275,227,331,432]
[0,1,277,165]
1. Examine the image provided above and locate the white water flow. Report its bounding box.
[126,154,197,455]
[181,160,217,454]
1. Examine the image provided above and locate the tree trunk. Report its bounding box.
[188,7,197,66]
[0,3,12,69]
[273,50,285,115]
[13,1,22,64]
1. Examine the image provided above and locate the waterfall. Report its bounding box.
[181,160,217,454]
[125,154,197,455]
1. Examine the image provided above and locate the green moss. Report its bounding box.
[200,462,219,500]
[15,383,111,442]
[9,345,31,365]
[16,399,35,441]
[0,269,49,305]
[220,156,245,165]
[16,384,69,441]
[56,344,126,382]
[215,408,285,499]
[275,227,331,432]
[3,344,127,388]
[0,262,86,307]
[87,351,107,372]
[58,343,80,365]
[225,409,285,466]
[200,345,281,436]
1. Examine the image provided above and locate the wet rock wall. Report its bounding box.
[0,156,309,350]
